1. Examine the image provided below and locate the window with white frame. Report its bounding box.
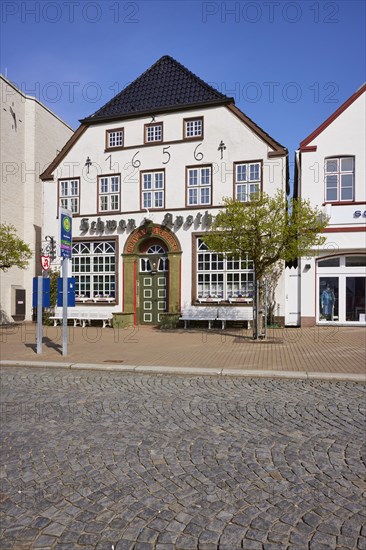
[145,123,163,143]
[106,128,124,148]
[234,162,261,201]
[141,171,165,209]
[187,166,212,206]
[72,241,116,300]
[196,238,254,301]
[184,117,203,138]
[325,157,355,202]
[98,175,120,212]
[59,178,79,213]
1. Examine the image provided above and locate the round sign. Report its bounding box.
[63,216,71,232]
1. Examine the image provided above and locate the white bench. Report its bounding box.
[49,307,113,328]
[217,306,253,329]
[179,307,217,329]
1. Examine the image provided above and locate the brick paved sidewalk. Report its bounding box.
[1,322,365,375]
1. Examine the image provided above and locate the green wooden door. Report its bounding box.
[139,255,168,324]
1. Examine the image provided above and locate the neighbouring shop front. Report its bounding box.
[317,254,366,324]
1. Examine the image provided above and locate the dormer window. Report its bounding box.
[106,128,124,149]
[145,122,163,143]
[184,117,203,139]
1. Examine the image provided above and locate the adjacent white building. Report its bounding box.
[295,83,366,326]
[0,75,73,323]
[41,56,288,326]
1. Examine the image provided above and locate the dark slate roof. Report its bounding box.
[81,55,232,123]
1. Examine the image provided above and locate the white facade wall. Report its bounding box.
[298,86,366,326]
[43,104,287,322]
[0,76,73,323]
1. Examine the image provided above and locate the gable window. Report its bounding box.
[145,122,163,143]
[141,170,165,209]
[184,117,203,139]
[234,161,261,201]
[98,174,120,212]
[325,157,354,202]
[196,238,254,302]
[106,128,124,149]
[186,165,212,206]
[72,240,116,301]
[59,178,80,214]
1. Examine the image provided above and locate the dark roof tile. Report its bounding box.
[81,55,231,122]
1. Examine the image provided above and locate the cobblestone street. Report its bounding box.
[1,367,365,549]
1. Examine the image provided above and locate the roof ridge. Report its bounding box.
[159,55,228,100]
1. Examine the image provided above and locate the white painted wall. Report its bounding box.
[298,87,366,325]
[43,103,288,317]
[0,76,73,323]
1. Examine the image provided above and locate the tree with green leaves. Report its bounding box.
[204,191,328,339]
[0,224,32,271]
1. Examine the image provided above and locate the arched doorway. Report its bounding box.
[122,222,182,325]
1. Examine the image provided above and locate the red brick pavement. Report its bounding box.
[1,323,365,375]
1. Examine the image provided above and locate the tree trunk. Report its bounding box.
[253,279,265,340]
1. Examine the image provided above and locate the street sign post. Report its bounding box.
[59,208,72,356]
[32,277,51,354]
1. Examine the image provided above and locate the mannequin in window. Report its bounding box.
[321,284,335,320]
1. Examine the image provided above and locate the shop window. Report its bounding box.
[317,255,366,323]
[346,277,366,322]
[72,241,116,301]
[345,255,366,267]
[318,257,340,267]
[319,277,339,321]
[196,238,254,301]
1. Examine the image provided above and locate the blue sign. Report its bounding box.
[32,277,51,308]
[60,208,72,258]
[57,277,76,307]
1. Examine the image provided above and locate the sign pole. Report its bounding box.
[59,207,72,357]
[62,258,68,356]
[37,276,43,354]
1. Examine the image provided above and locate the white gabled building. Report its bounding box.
[295,83,366,327]
[0,75,73,323]
[41,56,288,326]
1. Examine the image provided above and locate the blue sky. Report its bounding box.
[1,0,365,180]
